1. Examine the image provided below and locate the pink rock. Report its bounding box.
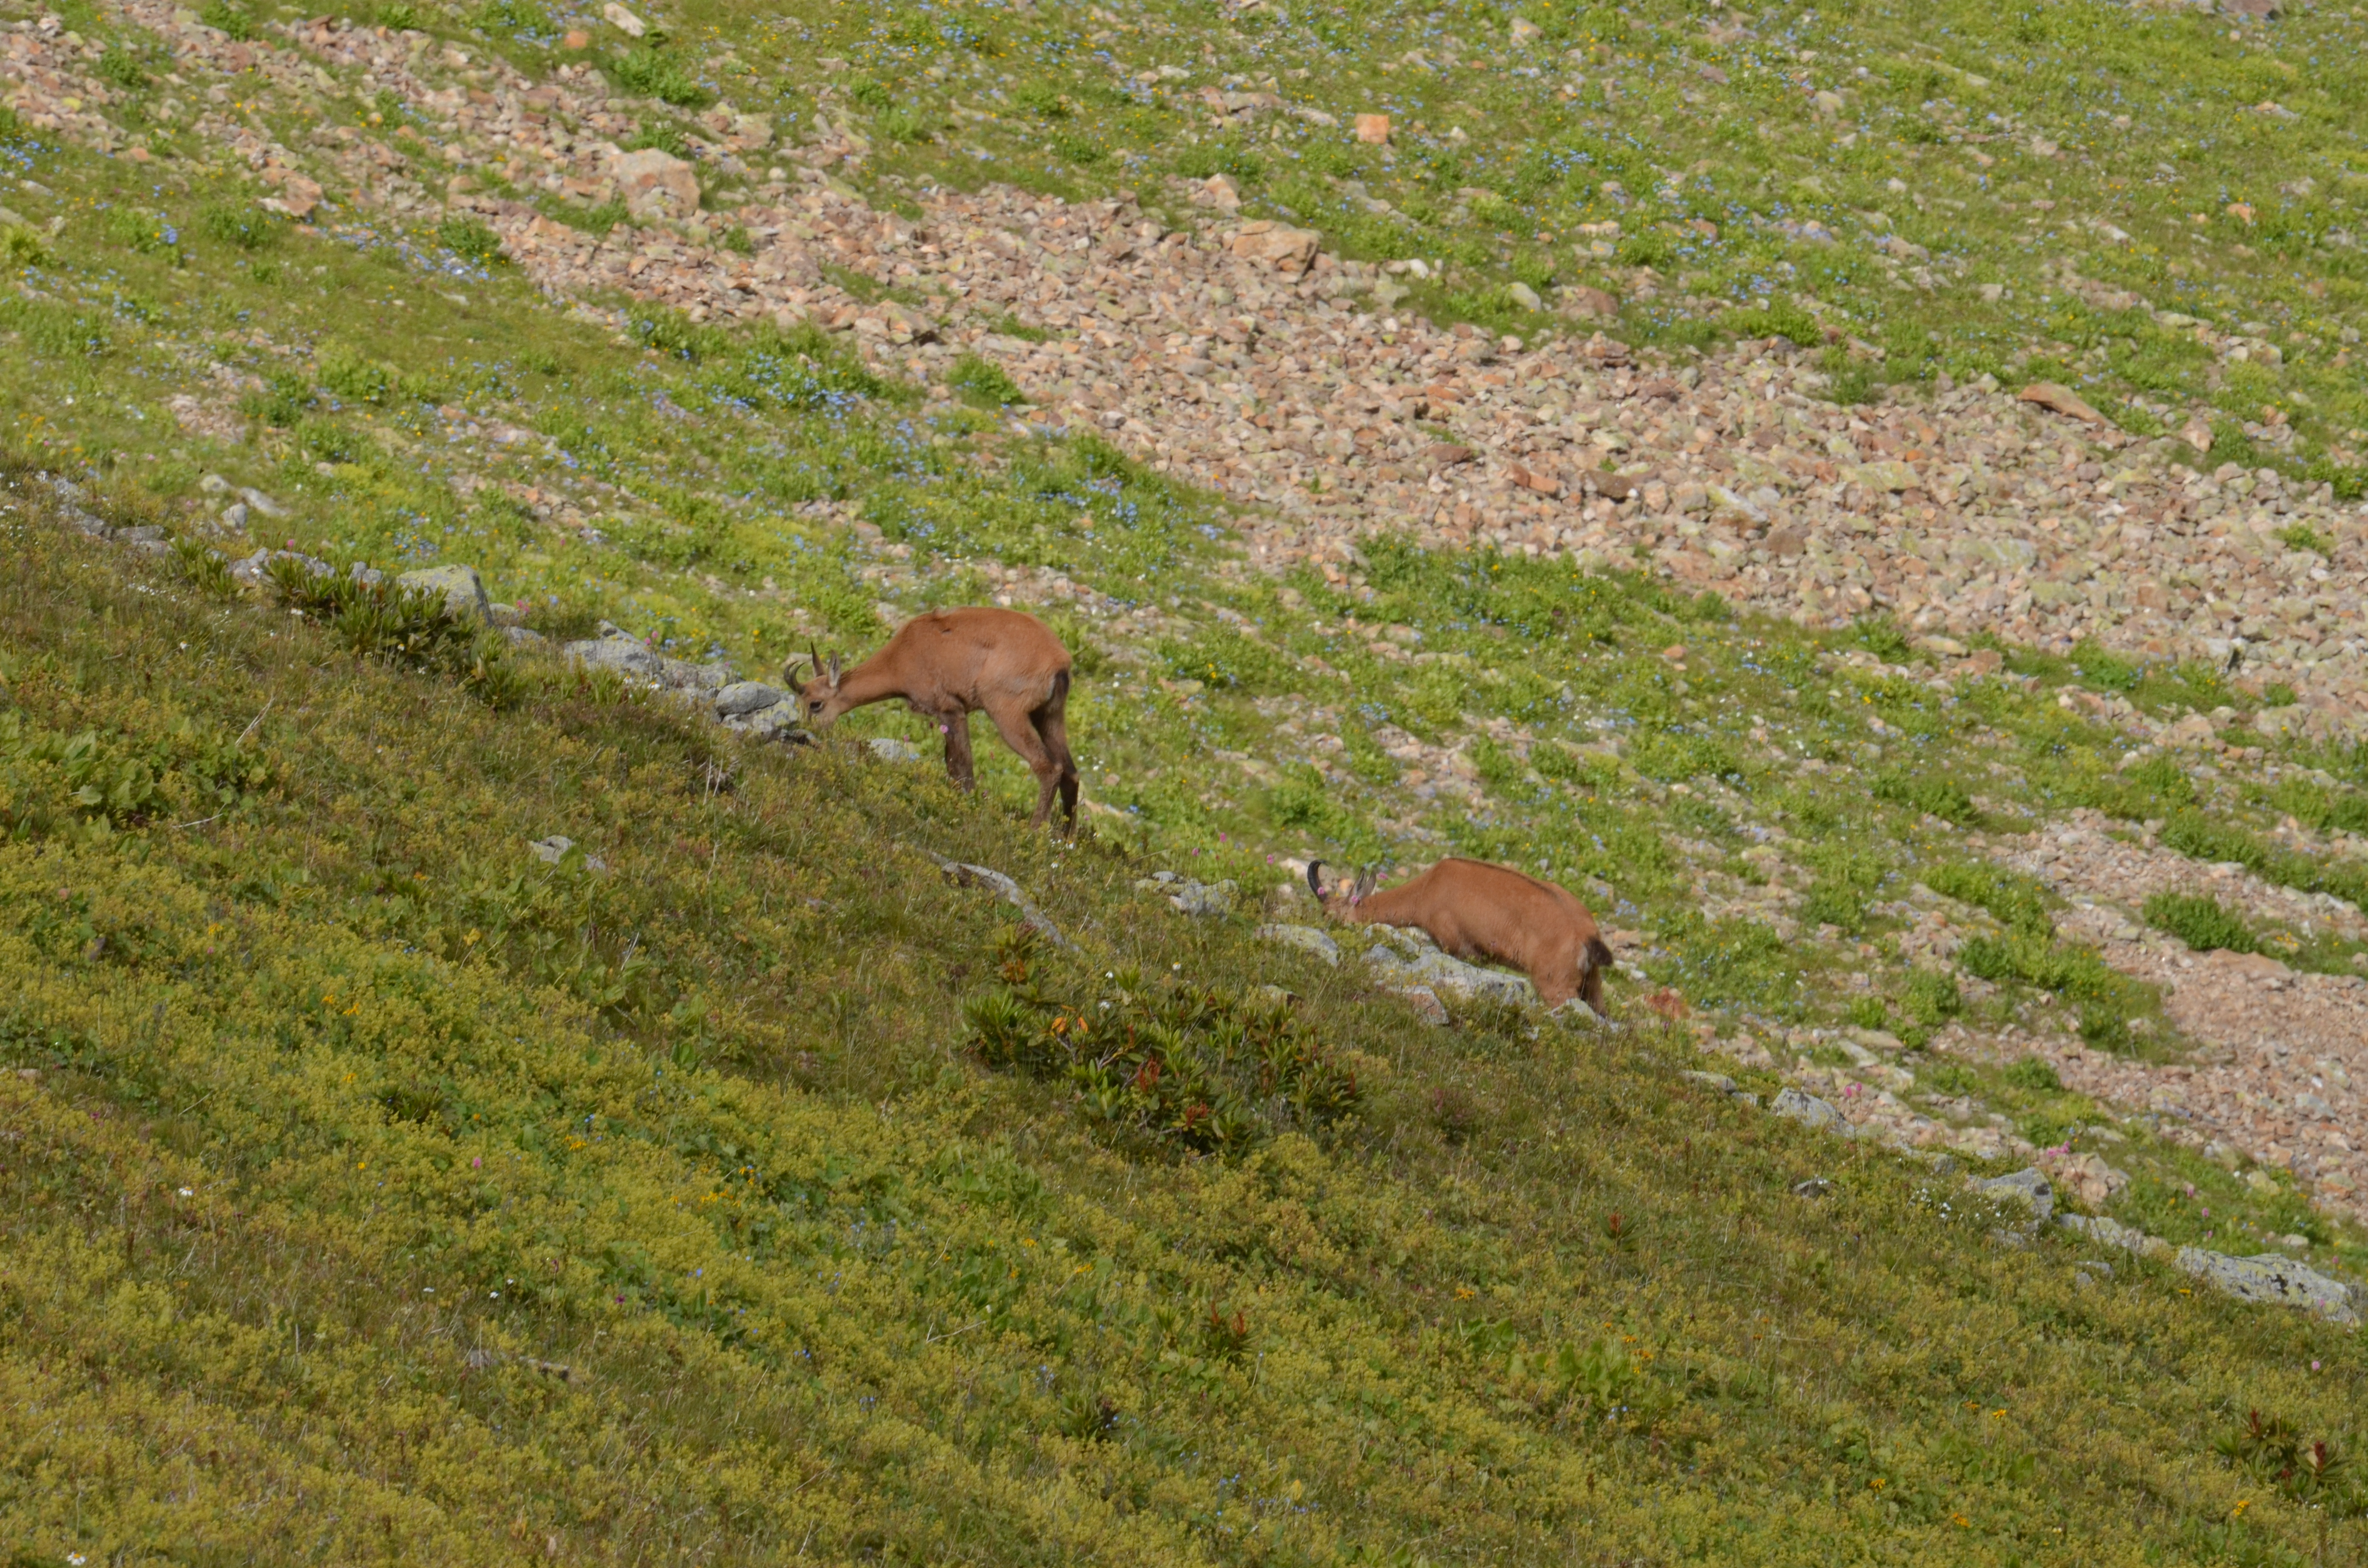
[1226,221,1321,275]
[613,147,700,221]
[1355,113,1391,145]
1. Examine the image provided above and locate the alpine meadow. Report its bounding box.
[2,0,2368,1558]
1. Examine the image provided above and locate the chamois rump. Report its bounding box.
[787,606,1080,831]
[1308,858,1615,1017]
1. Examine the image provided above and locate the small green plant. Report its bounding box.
[319,348,395,406]
[1849,614,1913,662]
[2142,892,2257,955]
[103,208,175,255]
[239,371,314,428]
[983,312,1048,343]
[1,225,49,268]
[962,931,1358,1153]
[2071,638,2141,692]
[470,0,547,34]
[1729,296,1822,349]
[437,216,505,265]
[572,196,630,234]
[171,537,237,598]
[199,0,256,39]
[1872,770,1978,826]
[609,49,714,109]
[717,225,756,256]
[2001,1057,2063,1093]
[948,353,1026,408]
[1841,995,1887,1031]
[297,417,375,467]
[1899,968,1962,1028]
[1922,861,2054,937]
[622,122,690,158]
[199,205,282,251]
[266,558,523,707]
[378,1,421,27]
[95,48,151,92]
[2274,521,2331,556]
[2261,682,2297,709]
[1011,80,1069,119]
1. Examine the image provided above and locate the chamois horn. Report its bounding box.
[1306,860,1328,901]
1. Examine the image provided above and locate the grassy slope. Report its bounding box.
[3,478,2365,1567]
[3,0,2368,1558]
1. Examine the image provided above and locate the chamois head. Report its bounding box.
[1306,860,1379,916]
[782,645,847,727]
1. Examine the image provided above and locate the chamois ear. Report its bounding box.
[827,651,843,683]
[1353,868,1379,903]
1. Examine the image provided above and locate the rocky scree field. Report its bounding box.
[2,0,2368,1557]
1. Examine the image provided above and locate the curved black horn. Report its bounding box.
[1306,860,1326,899]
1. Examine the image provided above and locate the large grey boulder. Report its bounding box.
[714,681,784,718]
[1362,926,1534,1006]
[1256,923,1341,966]
[1137,870,1236,917]
[2177,1249,2360,1325]
[397,564,493,623]
[561,633,663,678]
[1771,1086,1852,1136]
[1971,1167,2055,1224]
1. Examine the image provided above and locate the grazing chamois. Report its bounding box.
[1308,858,1615,1017]
[787,606,1080,831]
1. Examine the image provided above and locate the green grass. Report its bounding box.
[2143,891,2260,956]
[4,1,2368,1554]
[6,479,2367,1565]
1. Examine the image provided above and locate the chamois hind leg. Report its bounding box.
[937,707,977,791]
[1576,935,1613,1018]
[1029,690,1080,834]
[985,700,1065,827]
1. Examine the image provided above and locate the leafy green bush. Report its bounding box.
[2001,1057,2063,1093]
[1899,968,1962,1028]
[266,559,522,708]
[964,933,1359,1152]
[1728,296,1822,348]
[2071,638,2141,692]
[622,121,690,158]
[948,352,1026,408]
[319,347,395,406]
[2274,521,2332,555]
[1872,770,1977,825]
[1922,860,2054,937]
[199,0,256,39]
[2142,892,2257,955]
[1160,625,1295,695]
[608,49,714,109]
[437,216,506,265]
[95,48,151,92]
[1849,613,1913,662]
[199,204,283,251]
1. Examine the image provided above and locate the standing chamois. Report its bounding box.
[787,606,1080,831]
[1308,858,1615,1017]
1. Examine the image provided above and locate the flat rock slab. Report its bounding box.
[1256,923,1342,966]
[396,564,493,622]
[1770,1086,1851,1136]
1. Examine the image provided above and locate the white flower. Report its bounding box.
[179,1187,195,1198]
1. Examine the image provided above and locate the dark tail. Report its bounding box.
[1579,935,1614,1017]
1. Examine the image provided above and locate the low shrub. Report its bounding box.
[963,932,1360,1152]
[2142,891,2257,955]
